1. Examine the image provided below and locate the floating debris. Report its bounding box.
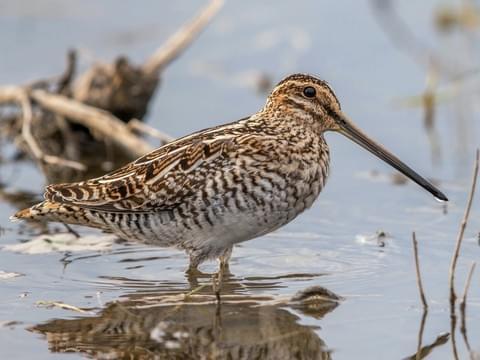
[391,172,408,185]
[290,285,343,304]
[0,271,23,280]
[355,230,390,247]
[2,233,117,254]
[0,321,22,329]
[36,301,93,314]
[403,332,450,360]
[289,285,343,319]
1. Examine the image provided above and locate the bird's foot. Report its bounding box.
[212,271,223,303]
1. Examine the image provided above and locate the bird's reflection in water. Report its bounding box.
[30,270,340,359]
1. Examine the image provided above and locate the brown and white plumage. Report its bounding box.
[12,74,447,269]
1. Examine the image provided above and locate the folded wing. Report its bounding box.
[45,128,241,213]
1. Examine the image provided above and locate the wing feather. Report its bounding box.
[44,123,246,213]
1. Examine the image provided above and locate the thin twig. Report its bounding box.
[127,118,174,144]
[412,232,428,309]
[459,262,476,358]
[56,49,77,94]
[411,231,429,360]
[24,50,77,93]
[449,149,479,305]
[142,0,224,75]
[36,300,92,314]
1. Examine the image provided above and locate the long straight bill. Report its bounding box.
[335,112,448,201]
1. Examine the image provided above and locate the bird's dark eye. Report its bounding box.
[303,86,316,98]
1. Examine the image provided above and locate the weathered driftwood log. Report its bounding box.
[29,90,153,157]
[0,85,155,182]
[0,0,222,183]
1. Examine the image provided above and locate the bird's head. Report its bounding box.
[266,73,448,201]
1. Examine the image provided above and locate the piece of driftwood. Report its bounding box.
[30,90,153,157]
[0,0,223,183]
[0,84,154,182]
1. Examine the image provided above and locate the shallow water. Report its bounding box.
[0,1,479,359]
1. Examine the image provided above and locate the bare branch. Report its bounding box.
[0,86,86,171]
[0,86,25,104]
[449,149,479,305]
[127,118,174,144]
[412,232,428,309]
[142,0,224,75]
[29,89,153,158]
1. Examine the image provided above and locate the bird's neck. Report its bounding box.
[246,106,324,144]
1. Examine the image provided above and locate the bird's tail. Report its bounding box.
[11,201,95,227]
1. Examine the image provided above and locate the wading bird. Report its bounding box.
[12,74,447,294]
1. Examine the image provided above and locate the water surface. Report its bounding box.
[0,1,479,359]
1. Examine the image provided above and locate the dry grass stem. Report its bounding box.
[459,262,476,358]
[415,310,428,360]
[412,232,428,309]
[448,149,479,305]
[448,149,479,360]
[460,262,476,312]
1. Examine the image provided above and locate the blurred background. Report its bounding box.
[0,1,479,359]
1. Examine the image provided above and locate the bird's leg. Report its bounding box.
[186,254,202,290]
[212,247,232,303]
[219,247,232,269]
[212,272,221,303]
[188,253,200,271]
[62,222,80,238]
